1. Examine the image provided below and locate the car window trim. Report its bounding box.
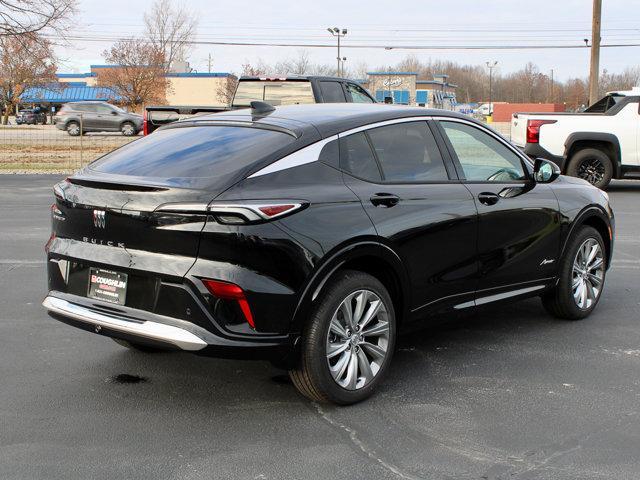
[433,116,533,183]
[250,115,466,180]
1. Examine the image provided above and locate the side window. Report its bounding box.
[318,139,339,169]
[95,105,114,114]
[80,104,96,113]
[320,81,347,103]
[346,83,374,103]
[366,122,449,182]
[440,121,526,182]
[340,132,382,182]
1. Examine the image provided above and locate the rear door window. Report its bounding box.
[90,126,296,180]
[339,132,382,182]
[366,122,449,182]
[320,81,347,102]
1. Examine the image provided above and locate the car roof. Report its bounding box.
[190,103,473,139]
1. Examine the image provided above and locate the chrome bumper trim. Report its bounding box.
[42,296,207,351]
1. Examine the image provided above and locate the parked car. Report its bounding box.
[44,103,614,405]
[54,101,143,136]
[511,88,640,188]
[16,108,47,125]
[144,75,376,134]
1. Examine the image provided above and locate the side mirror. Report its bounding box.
[533,158,561,183]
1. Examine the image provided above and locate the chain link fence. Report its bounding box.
[0,115,140,173]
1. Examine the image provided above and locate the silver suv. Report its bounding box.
[54,101,143,136]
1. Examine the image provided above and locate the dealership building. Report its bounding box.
[359,72,457,109]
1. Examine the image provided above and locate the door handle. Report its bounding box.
[370,193,400,208]
[478,192,500,206]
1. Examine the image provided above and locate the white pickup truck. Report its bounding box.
[511,87,640,188]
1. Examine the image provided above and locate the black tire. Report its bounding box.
[66,121,81,136]
[289,270,396,405]
[121,121,136,136]
[112,338,169,353]
[566,148,613,189]
[542,226,606,320]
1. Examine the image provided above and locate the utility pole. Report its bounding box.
[550,69,554,103]
[486,61,497,116]
[589,0,602,105]
[208,53,212,73]
[327,27,347,77]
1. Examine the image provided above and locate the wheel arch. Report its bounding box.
[562,206,613,269]
[290,241,410,334]
[564,132,621,177]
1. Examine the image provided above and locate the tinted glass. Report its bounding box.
[232,81,315,106]
[346,83,374,103]
[340,132,382,182]
[440,121,526,182]
[320,81,347,102]
[90,126,295,179]
[318,139,339,168]
[367,122,448,182]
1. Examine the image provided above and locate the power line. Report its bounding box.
[43,33,640,50]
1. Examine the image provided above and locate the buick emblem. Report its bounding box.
[93,210,106,229]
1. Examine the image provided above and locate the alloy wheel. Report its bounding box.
[572,238,604,310]
[68,123,79,135]
[577,158,605,186]
[325,289,390,390]
[122,123,135,136]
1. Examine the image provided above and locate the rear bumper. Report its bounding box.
[43,295,208,351]
[43,291,296,361]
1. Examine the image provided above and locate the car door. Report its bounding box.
[75,104,98,129]
[340,120,478,317]
[436,118,562,302]
[94,104,118,131]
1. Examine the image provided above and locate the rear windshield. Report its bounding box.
[233,81,315,107]
[584,94,624,113]
[90,126,295,178]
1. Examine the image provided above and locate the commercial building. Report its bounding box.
[360,72,457,109]
[20,65,236,110]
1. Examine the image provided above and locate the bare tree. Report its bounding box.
[241,61,268,77]
[0,33,56,124]
[144,0,197,71]
[98,39,169,111]
[0,0,76,38]
[216,75,238,106]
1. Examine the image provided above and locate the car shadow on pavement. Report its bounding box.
[85,296,566,408]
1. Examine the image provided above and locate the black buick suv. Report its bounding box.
[44,103,614,404]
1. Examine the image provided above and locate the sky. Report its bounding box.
[55,0,640,82]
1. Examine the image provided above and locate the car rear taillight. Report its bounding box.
[155,201,307,225]
[143,109,148,135]
[202,279,255,328]
[526,119,557,144]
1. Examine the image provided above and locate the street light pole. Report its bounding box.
[486,61,498,116]
[327,27,347,77]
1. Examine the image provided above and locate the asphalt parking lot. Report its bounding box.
[1,174,639,480]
